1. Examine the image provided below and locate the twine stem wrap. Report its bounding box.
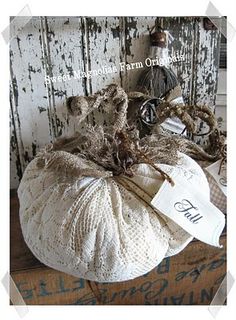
[37,84,224,185]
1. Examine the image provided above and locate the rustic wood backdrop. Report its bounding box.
[10,17,221,188]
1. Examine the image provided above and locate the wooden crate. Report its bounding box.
[10,191,226,305]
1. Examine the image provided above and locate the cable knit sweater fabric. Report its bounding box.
[18,152,210,282]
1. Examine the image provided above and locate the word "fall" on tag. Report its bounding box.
[174,199,203,224]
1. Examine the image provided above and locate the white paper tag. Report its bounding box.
[151,168,225,247]
[161,97,187,135]
[206,160,227,196]
[162,117,186,135]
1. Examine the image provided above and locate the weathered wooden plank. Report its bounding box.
[124,16,156,91]
[43,16,87,137]
[84,17,123,126]
[162,17,196,104]
[192,20,221,144]
[10,102,21,188]
[86,17,122,93]
[10,17,51,174]
[193,22,221,106]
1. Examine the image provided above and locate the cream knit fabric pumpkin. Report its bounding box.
[18,152,210,282]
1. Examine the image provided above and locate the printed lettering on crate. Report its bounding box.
[11,237,226,305]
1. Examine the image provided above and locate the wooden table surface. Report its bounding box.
[10,190,44,272]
